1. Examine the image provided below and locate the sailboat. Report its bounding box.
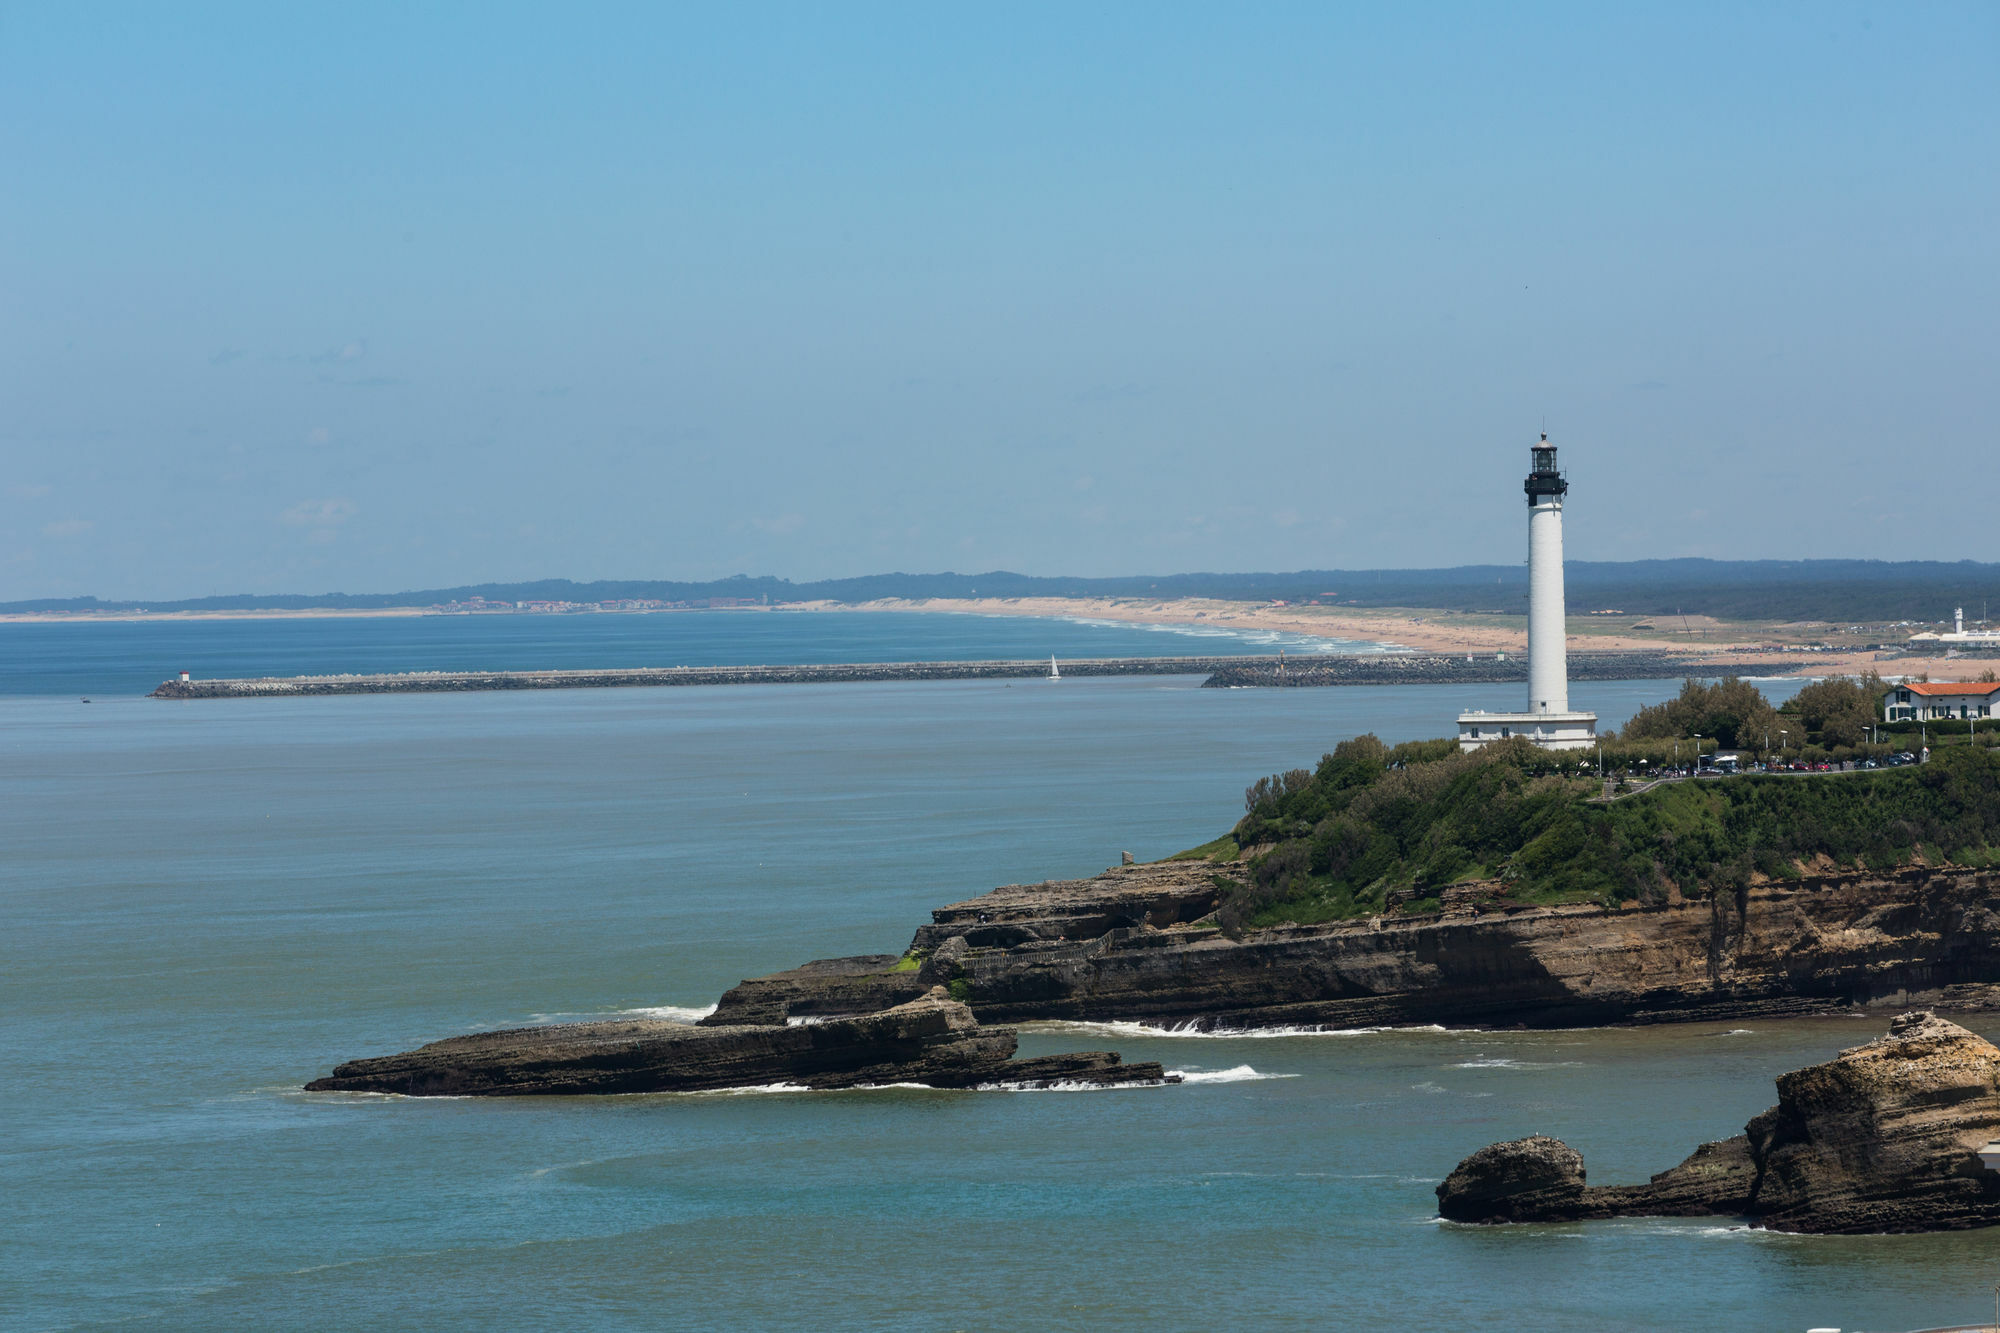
[1047,655,1061,681]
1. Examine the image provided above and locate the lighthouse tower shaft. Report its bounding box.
[1455,434,1596,751]
[1525,440,1569,715]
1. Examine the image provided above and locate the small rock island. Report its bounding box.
[1437,1011,2000,1234]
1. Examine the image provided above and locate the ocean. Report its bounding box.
[0,607,1389,698]
[12,613,1970,1333]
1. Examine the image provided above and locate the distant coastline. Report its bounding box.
[1,595,1971,679]
[0,606,432,625]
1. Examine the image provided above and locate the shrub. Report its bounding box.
[1210,726,2000,930]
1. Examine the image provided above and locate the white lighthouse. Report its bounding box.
[1457,434,1598,751]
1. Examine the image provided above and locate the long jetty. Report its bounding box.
[148,651,1776,699]
[1200,651,1789,688]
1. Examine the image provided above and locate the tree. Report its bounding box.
[1622,677,1782,750]
[1786,673,1887,749]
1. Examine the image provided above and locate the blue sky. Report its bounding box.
[2,2,1993,599]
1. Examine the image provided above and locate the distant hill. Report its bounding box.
[6,559,1998,623]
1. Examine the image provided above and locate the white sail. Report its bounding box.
[1048,655,1060,680]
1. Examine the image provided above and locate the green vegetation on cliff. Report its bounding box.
[1211,731,2000,933]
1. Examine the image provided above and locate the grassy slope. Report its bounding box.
[1194,739,2000,931]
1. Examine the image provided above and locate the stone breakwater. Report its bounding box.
[156,656,1283,698]
[1436,1011,2000,1234]
[1201,651,1788,688]
[703,861,2000,1032]
[152,650,1760,698]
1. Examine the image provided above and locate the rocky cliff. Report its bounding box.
[1436,1011,2000,1234]
[306,988,1171,1096]
[706,862,2000,1031]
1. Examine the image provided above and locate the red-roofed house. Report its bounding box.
[1883,681,2000,722]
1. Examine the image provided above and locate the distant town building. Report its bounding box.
[1883,681,2000,722]
[1907,608,2000,648]
[1458,435,1598,751]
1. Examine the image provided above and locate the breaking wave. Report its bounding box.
[623,1004,717,1024]
[525,1003,717,1025]
[1168,1065,1296,1083]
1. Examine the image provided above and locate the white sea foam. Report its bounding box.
[849,1082,937,1091]
[1030,1019,1453,1040]
[976,1078,1167,1093]
[1716,1028,1754,1037]
[1450,1056,1583,1070]
[526,1159,600,1179]
[1613,1220,1767,1240]
[624,1004,717,1024]
[525,1003,718,1025]
[1168,1065,1296,1084]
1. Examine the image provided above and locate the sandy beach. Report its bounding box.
[794,597,1981,682]
[3,595,1981,682]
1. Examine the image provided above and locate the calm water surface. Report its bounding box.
[8,617,1935,1333]
[0,608,1387,698]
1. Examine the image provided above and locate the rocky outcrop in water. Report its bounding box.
[1436,1012,2000,1234]
[305,988,1171,1096]
[705,862,2000,1032]
[1435,1134,1759,1224]
[1431,1136,1594,1223]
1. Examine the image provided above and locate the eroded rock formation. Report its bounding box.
[705,863,2000,1031]
[1436,1012,2000,1234]
[306,988,1171,1096]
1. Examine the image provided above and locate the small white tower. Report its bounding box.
[1458,435,1598,751]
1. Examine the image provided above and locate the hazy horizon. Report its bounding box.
[5,4,1995,601]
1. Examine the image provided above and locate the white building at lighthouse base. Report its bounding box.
[1456,709,1598,752]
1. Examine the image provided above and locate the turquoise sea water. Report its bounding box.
[13,616,1971,1333]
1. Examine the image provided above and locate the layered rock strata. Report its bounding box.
[706,863,2000,1031]
[1437,1012,2000,1234]
[306,989,1171,1097]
